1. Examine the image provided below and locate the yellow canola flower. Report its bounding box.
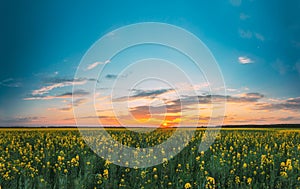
[57,156,64,161]
[235,176,240,184]
[184,182,192,189]
[280,171,288,178]
[141,171,146,179]
[103,169,109,179]
[247,178,252,185]
[207,177,215,184]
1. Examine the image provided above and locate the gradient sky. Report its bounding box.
[0,0,300,126]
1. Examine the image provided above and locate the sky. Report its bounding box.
[0,0,300,126]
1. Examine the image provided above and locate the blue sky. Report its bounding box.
[0,0,300,126]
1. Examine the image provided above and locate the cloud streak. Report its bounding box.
[86,60,110,70]
[32,78,88,95]
[105,74,118,79]
[0,78,22,88]
[238,56,253,64]
[24,89,89,100]
[114,88,175,102]
[0,116,46,126]
[127,92,265,120]
[256,97,300,111]
[238,29,265,41]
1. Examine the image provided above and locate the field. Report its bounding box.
[0,128,299,189]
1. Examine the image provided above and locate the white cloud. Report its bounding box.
[238,56,254,64]
[255,33,265,41]
[25,89,89,100]
[230,0,242,6]
[32,80,86,95]
[238,29,252,39]
[272,59,288,75]
[240,13,250,20]
[86,60,110,70]
[239,29,265,42]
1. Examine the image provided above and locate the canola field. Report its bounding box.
[0,128,299,189]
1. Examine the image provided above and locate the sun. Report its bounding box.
[160,121,169,128]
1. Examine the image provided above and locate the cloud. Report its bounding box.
[131,89,174,98]
[105,74,118,79]
[78,115,112,119]
[239,29,252,39]
[196,93,264,103]
[0,116,45,125]
[32,78,87,95]
[239,29,265,41]
[272,59,288,75]
[240,13,250,20]
[114,88,174,102]
[256,97,300,111]
[238,56,253,64]
[230,0,242,6]
[127,92,264,119]
[0,78,22,88]
[86,60,110,71]
[24,89,89,100]
[72,98,88,106]
[255,33,265,41]
[232,93,264,102]
[59,107,72,112]
[57,90,89,98]
[54,98,89,112]
[278,116,297,121]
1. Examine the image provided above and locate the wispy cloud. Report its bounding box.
[59,98,88,112]
[105,74,118,79]
[86,60,110,70]
[24,89,89,100]
[255,33,265,41]
[272,59,288,75]
[238,29,265,41]
[240,13,250,20]
[0,78,22,88]
[114,88,174,102]
[238,56,254,64]
[238,29,252,39]
[0,116,45,126]
[132,89,174,98]
[32,78,87,95]
[256,97,300,111]
[128,92,264,118]
[229,0,241,6]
